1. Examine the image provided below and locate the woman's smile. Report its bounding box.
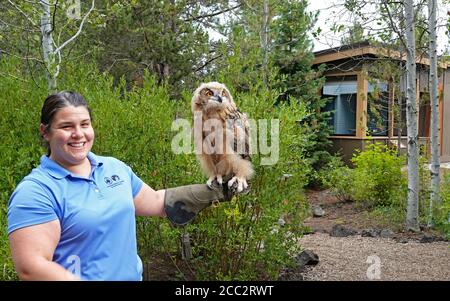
[41,105,95,172]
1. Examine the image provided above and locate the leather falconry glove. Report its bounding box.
[164,180,233,226]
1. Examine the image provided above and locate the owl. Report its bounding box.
[191,82,253,193]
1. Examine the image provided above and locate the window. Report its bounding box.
[418,92,430,137]
[392,93,406,136]
[323,80,357,136]
[367,82,389,136]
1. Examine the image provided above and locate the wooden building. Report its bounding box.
[313,42,450,164]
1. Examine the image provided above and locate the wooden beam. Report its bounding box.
[313,46,379,65]
[313,45,448,68]
[323,71,360,77]
[356,72,368,138]
[416,78,420,138]
[388,81,395,139]
[313,46,376,65]
[439,83,444,156]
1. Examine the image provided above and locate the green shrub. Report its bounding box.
[436,173,450,239]
[351,143,406,206]
[0,58,48,280]
[319,155,354,202]
[321,144,406,207]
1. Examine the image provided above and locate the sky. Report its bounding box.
[308,0,450,54]
[207,1,450,54]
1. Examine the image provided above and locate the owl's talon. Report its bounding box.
[242,179,248,190]
[227,177,248,194]
[237,181,243,193]
[216,175,223,185]
[206,176,215,188]
[228,176,237,188]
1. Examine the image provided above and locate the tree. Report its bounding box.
[404,0,420,231]
[428,0,440,226]
[81,0,237,93]
[0,0,96,92]
[341,21,365,45]
[271,0,332,177]
[40,0,95,92]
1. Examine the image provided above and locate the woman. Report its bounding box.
[7,91,232,281]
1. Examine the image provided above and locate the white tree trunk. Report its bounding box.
[404,0,420,232]
[260,0,269,87]
[428,0,440,227]
[397,66,404,157]
[40,0,57,92]
[40,0,95,93]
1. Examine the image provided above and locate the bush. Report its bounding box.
[0,58,48,280]
[351,143,406,206]
[436,173,450,239]
[319,155,354,202]
[321,144,406,207]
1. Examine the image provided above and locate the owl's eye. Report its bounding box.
[221,90,226,97]
[205,90,213,97]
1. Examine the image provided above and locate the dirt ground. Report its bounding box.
[303,189,446,240]
[297,233,450,281]
[295,189,450,281]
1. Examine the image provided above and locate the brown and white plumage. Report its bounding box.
[191,82,253,193]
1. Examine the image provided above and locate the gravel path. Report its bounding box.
[299,233,450,281]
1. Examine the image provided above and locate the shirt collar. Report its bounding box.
[41,152,104,179]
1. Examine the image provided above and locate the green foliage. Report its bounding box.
[323,144,449,237]
[341,22,366,45]
[270,0,332,182]
[83,0,212,93]
[272,0,322,103]
[319,155,354,202]
[212,26,267,92]
[436,173,450,239]
[0,58,49,280]
[323,143,406,207]
[418,153,432,222]
[351,143,406,206]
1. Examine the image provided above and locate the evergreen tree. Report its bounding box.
[272,0,332,181]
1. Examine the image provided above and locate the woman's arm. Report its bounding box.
[9,220,80,281]
[133,183,166,217]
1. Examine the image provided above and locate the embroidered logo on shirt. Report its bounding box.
[104,175,124,188]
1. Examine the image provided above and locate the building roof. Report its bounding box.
[313,41,448,69]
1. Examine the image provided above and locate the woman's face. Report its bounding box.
[40,105,94,169]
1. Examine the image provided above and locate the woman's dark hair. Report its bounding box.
[41,91,93,155]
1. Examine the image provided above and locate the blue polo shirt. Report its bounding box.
[7,152,144,281]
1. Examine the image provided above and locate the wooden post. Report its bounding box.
[388,80,395,147]
[439,83,444,156]
[181,232,192,260]
[356,72,368,138]
[416,77,420,137]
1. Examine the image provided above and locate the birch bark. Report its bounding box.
[428,0,440,227]
[404,0,420,231]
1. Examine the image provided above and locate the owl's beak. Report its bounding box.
[214,96,223,103]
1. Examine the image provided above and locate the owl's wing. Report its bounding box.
[227,109,251,161]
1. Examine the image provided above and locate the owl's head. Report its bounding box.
[191,82,235,112]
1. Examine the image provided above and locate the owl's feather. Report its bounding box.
[191,82,253,193]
